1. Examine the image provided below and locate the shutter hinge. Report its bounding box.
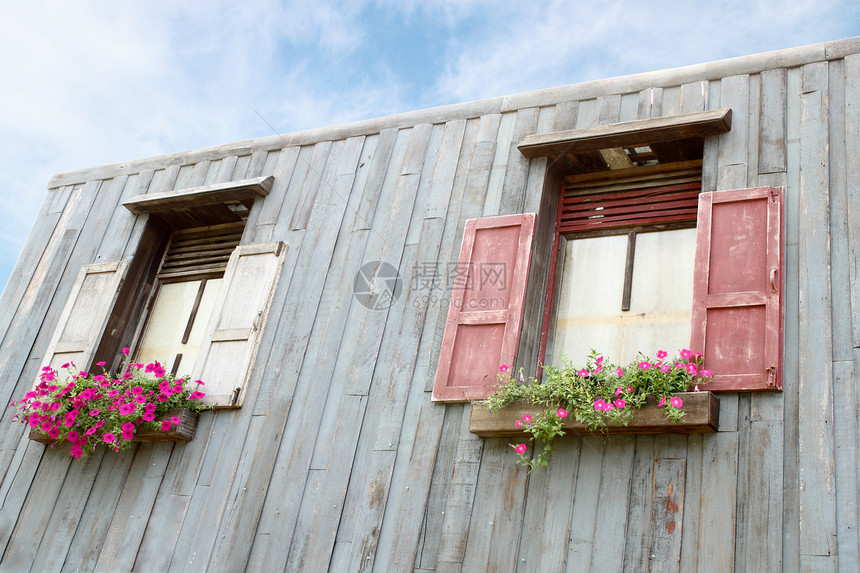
[252,310,263,332]
[769,187,779,202]
[766,367,776,388]
[231,387,241,406]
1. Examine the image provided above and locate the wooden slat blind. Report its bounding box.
[158,222,244,278]
[560,175,701,233]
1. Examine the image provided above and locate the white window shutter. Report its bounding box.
[40,261,130,377]
[191,242,287,407]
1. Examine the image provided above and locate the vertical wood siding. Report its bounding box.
[1,45,860,572]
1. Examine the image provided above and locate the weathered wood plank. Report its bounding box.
[94,444,172,571]
[661,86,681,116]
[481,111,516,216]
[649,458,686,573]
[716,75,750,190]
[248,146,299,238]
[553,101,578,131]
[458,438,529,573]
[828,58,852,364]
[681,80,708,113]
[515,438,580,572]
[678,434,703,571]
[498,107,539,215]
[696,431,739,572]
[60,450,135,572]
[288,141,334,231]
[405,124,446,245]
[284,395,368,572]
[746,73,762,187]
[0,450,71,570]
[844,55,860,349]
[590,437,635,573]
[759,68,787,174]
[621,435,656,571]
[435,406,483,565]
[701,81,721,193]
[797,61,837,559]
[565,437,604,571]
[833,357,860,569]
[782,63,802,573]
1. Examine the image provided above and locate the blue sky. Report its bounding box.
[1,1,858,292]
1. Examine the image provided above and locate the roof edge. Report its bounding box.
[48,35,860,189]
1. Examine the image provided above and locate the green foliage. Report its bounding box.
[484,349,712,472]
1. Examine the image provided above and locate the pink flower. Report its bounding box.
[614,399,626,409]
[89,409,101,417]
[119,403,136,415]
[593,364,603,374]
[615,386,623,397]
[85,427,98,436]
[161,420,172,431]
[195,380,205,385]
[577,368,589,377]
[656,350,668,359]
[103,433,116,443]
[108,390,120,398]
[694,385,700,392]
[514,443,527,454]
[515,420,522,428]
[68,430,79,442]
[121,422,135,432]
[670,396,684,408]
[556,408,569,418]
[616,368,624,377]
[96,361,106,367]
[680,348,693,360]
[702,369,713,377]
[189,391,205,400]
[499,364,510,373]
[131,386,144,395]
[40,420,52,432]
[593,399,606,411]
[661,363,671,373]
[121,430,134,441]
[134,394,147,404]
[70,445,83,459]
[638,361,651,370]
[658,397,667,407]
[122,347,130,355]
[596,355,604,365]
[687,363,698,376]
[48,427,60,439]
[170,416,181,426]
[93,375,106,383]
[626,386,633,393]
[522,415,532,424]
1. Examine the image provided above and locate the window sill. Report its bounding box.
[469,391,719,437]
[29,408,200,445]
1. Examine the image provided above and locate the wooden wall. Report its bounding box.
[1,39,859,572]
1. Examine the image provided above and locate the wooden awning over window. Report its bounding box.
[123,175,273,229]
[518,108,731,175]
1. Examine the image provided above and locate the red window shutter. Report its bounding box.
[690,187,784,391]
[432,213,536,402]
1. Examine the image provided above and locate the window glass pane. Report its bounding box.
[551,228,695,365]
[136,278,223,377]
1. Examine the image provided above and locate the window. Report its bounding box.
[432,109,784,401]
[38,175,286,408]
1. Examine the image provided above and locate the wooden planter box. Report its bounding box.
[469,392,719,437]
[29,408,199,445]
